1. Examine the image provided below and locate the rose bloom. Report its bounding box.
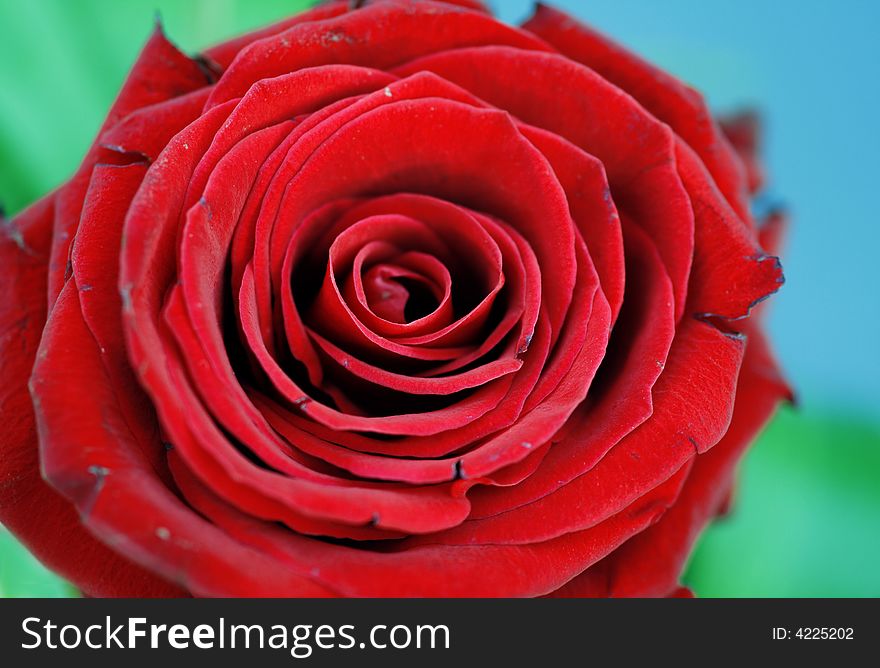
[0,0,789,597]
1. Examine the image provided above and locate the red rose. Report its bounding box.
[0,0,789,597]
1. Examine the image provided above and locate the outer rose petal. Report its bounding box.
[201,0,493,72]
[547,325,789,597]
[31,282,336,597]
[202,1,351,69]
[205,0,552,108]
[720,111,766,194]
[46,26,211,309]
[523,3,752,224]
[548,218,791,597]
[166,451,691,597]
[0,198,183,597]
[1,25,236,596]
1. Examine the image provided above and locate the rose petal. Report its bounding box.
[547,325,788,596]
[416,317,743,546]
[394,46,694,322]
[205,0,551,108]
[0,196,182,597]
[165,449,696,597]
[523,3,752,224]
[46,26,211,309]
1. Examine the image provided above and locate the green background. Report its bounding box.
[1,0,878,597]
